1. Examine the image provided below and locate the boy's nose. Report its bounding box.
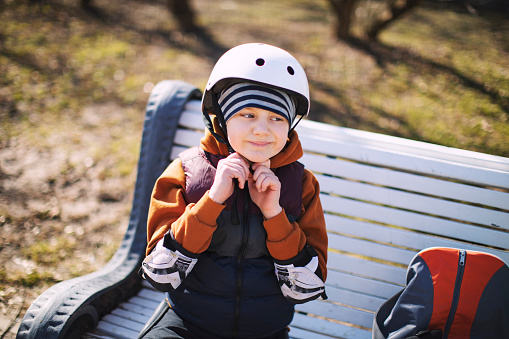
[252,121,269,135]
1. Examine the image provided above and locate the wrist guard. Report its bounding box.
[141,231,199,292]
[274,244,327,304]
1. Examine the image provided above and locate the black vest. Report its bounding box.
[180,147,303,257]
[168,147,304,338]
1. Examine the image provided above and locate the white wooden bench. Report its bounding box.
[17,80,509,339]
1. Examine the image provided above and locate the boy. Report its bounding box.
[140,43,328,339]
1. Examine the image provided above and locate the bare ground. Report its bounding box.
[0,103,137,337]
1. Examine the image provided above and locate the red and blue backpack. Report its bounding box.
[373,247,509,339]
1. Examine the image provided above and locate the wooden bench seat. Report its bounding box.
[17,80,509,339]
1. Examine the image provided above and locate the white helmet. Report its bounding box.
[202,43,310,127]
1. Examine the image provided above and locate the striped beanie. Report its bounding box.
[218,83,296,126]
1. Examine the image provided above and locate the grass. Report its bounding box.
[2,1,507,155]
[383,8,509,145]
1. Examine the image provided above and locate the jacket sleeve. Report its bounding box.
[263,169,328,279]
[142,158,225,292]
[146,158,225,256]
[263,169,328,303]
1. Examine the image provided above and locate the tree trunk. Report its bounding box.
[367,0,420,41]
[328,0,357,40]
[167,0,197,31]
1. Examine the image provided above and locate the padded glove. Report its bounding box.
[274,244,327,304]
[141,231,199,292]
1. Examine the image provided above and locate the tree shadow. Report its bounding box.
[0,0,228,123]
[308,80,361,128]
[308,78,439,144]
[25,0,228,62]
[344,36,509,115]
[105,1,228,60]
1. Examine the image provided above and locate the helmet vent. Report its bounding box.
[256,58,265,66]
[287,66,295,75]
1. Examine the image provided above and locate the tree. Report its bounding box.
[328,0,357,40]
[366,0,420,41]
[167,0,197,32]
[327,0,421,41]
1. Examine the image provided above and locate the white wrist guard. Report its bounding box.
[141,232,198,292]
[274,245,327,304]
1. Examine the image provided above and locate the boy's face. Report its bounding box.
[226,107,289,163]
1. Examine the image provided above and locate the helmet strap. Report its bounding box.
[203,91,235,154]
[289,114,304,133]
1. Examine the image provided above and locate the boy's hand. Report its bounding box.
[209,153,250,205]
[249,160,283,220]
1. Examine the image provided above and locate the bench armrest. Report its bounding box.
[16,80,202,339]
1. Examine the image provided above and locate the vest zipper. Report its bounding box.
[232,186,250,338]
[443,249,466,339]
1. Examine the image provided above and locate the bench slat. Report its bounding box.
[321,195,509,249]
[100,314,144,332]
[299,134,509,190]
[116,301,160,317]
[327,251,406,285]
[291,313,371,339]
[136,288,166,302]
[316,174,508,228]
[324,284,386,313]
[326,215,509,263]
[127,296,162,310]
[94,318,141,339]
[326,270,402,300]
[174,129,203,148]
[170,145,188,160]
[296,119,509,171]
[301,153,509,210]
[82,331,116,339]
[288,326,340,339]
[296,300,374,330]
[179,101,206,130]
[321,174,508,227]
[110,308,150,325]
[328,233,416,266]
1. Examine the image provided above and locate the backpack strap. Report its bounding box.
[406,330,443,339]
[373,289,443,339]
[372,290,403,339]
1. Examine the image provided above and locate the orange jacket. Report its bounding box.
[146,117,328,280]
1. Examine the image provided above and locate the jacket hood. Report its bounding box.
[200,116,303,168]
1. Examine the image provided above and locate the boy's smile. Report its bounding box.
[226,107,289,163]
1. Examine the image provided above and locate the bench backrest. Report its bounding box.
[174,99,509,337]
